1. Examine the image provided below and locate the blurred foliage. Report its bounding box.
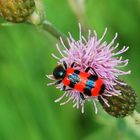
[0,0,140,140]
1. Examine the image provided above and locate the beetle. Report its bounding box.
[53,61,105,100]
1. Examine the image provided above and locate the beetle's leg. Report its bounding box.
[63,61,67,69]
[54,80,62,85]
[85,67,98,77]
[71,62,77,68]
[98,96,105,106]
[62,85,72,91]
[80,93,85,100]
[62,85,66,91]
[47,80,62,86]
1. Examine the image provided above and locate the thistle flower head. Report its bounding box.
[47,24,130,113]
[0,0,35,23]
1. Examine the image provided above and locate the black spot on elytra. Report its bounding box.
[99,84,105,95]
[83,88,92,96]
[88,74,98,81]
[74,70,80,74]
[69,81,75,88]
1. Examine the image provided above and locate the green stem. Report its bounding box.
[41,20,69,47]
[131,110,140,125]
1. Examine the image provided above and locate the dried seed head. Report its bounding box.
[99,81,137,118]
[0,0,35,23]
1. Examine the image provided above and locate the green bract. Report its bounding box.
[99,81,137,118]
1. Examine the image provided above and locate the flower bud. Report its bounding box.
[99,81,137,118]
[0,0,35,23]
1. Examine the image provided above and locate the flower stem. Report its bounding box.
[131,110,140,124]
[41,20,69,47]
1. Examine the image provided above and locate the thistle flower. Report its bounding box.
[47,24,131,113]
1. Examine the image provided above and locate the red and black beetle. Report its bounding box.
[53,61,105,100]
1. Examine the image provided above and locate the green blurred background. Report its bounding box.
[0,0,140,140]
